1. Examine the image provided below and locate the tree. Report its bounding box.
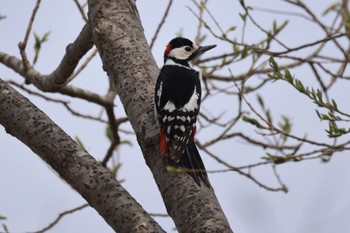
[1,0,350,232]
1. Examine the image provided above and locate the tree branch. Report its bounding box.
[0,79,165,233]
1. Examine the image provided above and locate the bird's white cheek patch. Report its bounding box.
[168,47,190,60]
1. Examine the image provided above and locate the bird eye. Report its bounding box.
[184,46,192,52]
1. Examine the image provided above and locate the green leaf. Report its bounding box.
[119,140,132,146]
[278,115,292,135]
[111,163,123,179]
[41,31,51,42]
[274,20,288,35]
[273,20,277,34]
[221,56,227,65]
[226,26,237,32]
[284,69,293,83]
[263,153,287,164]
[105,124,114,142]
[269,56,279,70]
[315,109,321,119]
[166,166,177,173]
[239,13,247,22]
[2,224,9,233]
[325,121,349,138]
[316,89,323,102]
[94,27,101,34]
[242,115,263,128]
[256,94,264,109]
[322,3,341,16]
[295,79,305,93]
[233,44,240,56]
[32,31,51,65]
[241,46,248,59]
[265,109,272,124]
[331,99,338,110]
[34,32,41,53]
[34,32,41,44]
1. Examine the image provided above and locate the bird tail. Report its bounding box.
[179,138,210,187]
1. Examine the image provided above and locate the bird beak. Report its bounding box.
[197,44,217,55]
[190,44,216,61]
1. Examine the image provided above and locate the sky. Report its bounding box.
[1,0,350,233]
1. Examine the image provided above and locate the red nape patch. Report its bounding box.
[159,128,169,156]
[164,44,172,56]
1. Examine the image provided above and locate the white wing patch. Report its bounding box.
[163,100,176,112]
[156,81,163,106]
[181,86,199,112]
[154,104,158,122]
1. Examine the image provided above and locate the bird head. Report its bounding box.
[163,37,216,65]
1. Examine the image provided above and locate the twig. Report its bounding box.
[252,6,313,22]
[150,0,173,49]
[308,62,328,97]
[28,204,89,233]
[271,164,288,192]
[192,0,225,36]
[149,213,169,218]
[6,80,108,123]
[240,1,289,50]
[72,0,88,22]
[68,48,98,82]
[18,0,42,72]
[230,70,335,148]
[101,100,128,166]
[197,142,287,192]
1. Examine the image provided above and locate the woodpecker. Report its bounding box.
[154,37,216,187]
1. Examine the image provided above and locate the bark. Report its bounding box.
[0,79,164,233]
[88,0,233,232]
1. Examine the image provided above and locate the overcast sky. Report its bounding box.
[1,1,350,233]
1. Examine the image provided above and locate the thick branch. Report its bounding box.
[0,79,164,233]
[88,0,233,232]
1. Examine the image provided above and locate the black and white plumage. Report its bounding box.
[154,37,216,187]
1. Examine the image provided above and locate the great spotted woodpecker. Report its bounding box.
[154,37,216,187]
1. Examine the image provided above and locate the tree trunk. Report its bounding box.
[88,0,233,232]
